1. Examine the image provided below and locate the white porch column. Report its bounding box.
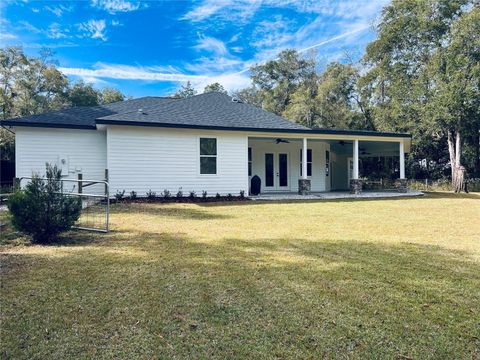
[302,138,308,180]
[353,139,359,180]
[399,141,405,179]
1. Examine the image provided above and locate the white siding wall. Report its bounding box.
[107,126,248,196]
[249,139,331,192]
[15,127,107,193]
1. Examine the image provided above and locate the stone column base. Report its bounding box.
[395,178,408,193]
[350,179,363,194]
[298,179,311,195]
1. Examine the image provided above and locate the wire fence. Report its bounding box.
[361,178,480,192]
[17,177,109,233]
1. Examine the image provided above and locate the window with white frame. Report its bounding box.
[200,138,217,174]
[300,149,312,176]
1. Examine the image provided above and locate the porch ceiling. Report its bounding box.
[248,137,402,157]
[328,140,401,156]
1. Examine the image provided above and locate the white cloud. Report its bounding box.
[48,23,68,39]
[182,0,232,22]
[181,0,260,24]
[193,72,252,93]
[91,0,141,14]
[251,15,296,50]
[45,4,73,17]
[58,62,250,93]
[185,56,243,74]
[59,63,207,82]
[18,20,42,34]
[0,32,17,43]
[77,19,108,41]
[193,35,228,56]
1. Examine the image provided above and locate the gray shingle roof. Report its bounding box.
[1,92,410,137]
[96,92,310,131]
[1,97,176,129]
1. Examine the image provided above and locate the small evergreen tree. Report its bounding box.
[174,81,197,98]
[8,163,82,243]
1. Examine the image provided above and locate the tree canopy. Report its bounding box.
[174,81,197,98]
[203,82,227,94]
[0,46,127,161]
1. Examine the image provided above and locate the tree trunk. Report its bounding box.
[447,130,466,193]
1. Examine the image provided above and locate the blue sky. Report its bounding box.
[1,0,389,97]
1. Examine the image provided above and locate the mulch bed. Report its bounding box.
[113,196,250,204]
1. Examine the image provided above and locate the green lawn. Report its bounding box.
[1,193,479,359]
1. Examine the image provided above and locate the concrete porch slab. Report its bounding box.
[249,190,424,201]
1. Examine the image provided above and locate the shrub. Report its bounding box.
[176,188,183,198]
[202,190,208,199]
[146,189,156,200]
[162,189,171,199]
[216,193,221,199]
[189,190,196,199]
[129,190,137,200]
[7,163,82,244]
[227,193,233,200]
[239,190,245,198]
[115,190,125,201]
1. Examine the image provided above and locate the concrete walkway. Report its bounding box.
[249,190,424,201]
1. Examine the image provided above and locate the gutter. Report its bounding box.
[95,119,412,138]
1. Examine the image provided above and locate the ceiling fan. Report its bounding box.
[275,138,290,144]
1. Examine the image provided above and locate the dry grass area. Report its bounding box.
[1,192,479,359]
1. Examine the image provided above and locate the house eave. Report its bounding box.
[95,119,412,138]
[1,121,96,130]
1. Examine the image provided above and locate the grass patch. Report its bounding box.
[1,192,479,358]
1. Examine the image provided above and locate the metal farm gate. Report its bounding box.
[18,176,109,233]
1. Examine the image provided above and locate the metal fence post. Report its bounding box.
[104,169,109,196]
[78,173,83,194]
[13,177,20,190]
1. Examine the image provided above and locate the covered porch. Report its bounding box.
[247,131,410,195]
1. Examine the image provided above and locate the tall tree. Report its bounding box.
[174,81,197,98]
[68,81,100,107]
[99,87,125,104]
[231,86,262,107]
[203,82,227,94]
[362,0,477,191]
[250,49,317,115]
[0,46,126,162]
[0,47,27,120]
[424,7,480,190]
[283,62,373,130]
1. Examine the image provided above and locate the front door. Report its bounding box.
[265,153,289,191]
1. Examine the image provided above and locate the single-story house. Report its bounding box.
[2,92,411,196]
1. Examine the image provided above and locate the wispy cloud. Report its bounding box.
[45,4,73,17]
[181,0,260,24]
[181,0,232,22]
[59,63,207,82]
[77,19,108,41]
[58,61,251,93]
[47,22,68,39]
[91,0,141,14]
[18,20,42,34]
[193,35,228,56]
